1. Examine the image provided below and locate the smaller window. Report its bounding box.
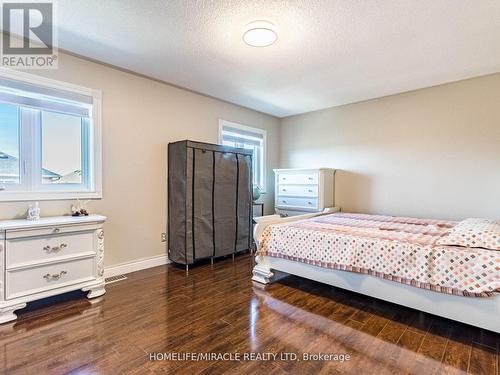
[219,120,266,192]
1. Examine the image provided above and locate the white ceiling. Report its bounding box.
[54,0,500,117]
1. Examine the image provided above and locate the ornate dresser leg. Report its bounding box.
[82,284,106,299]
[82,227,106,299]
[0,303,27,324]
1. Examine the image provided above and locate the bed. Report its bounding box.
[252,210,500,333]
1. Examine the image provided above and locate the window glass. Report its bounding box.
[221,139,261,186]
[41,111,83,184]
[219,122,266,191]
[0,103,20,184]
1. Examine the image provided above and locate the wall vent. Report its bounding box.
[105,275,128,284]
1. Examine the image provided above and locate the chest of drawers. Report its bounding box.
[274,168,336,216]
[0,215,106,323]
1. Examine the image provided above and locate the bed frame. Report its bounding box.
[252,211,500,333]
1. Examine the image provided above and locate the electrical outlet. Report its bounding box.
[161,233,167,242]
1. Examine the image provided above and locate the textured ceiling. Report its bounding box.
[52,0,500,117]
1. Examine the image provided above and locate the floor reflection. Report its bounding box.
[252,275,498,374]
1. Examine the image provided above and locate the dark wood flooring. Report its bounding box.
[0,255,498,374]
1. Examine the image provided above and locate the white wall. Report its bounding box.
[280,74,500,220]
[0,52,280,266]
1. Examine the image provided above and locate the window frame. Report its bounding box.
[218,119,267,193]
[0,69,102,202]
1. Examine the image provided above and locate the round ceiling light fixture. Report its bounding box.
[243,21,277,47]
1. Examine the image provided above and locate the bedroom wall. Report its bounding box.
[0,52,280,266]
[279,73,500,220]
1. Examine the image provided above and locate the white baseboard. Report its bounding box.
[104,254,170,278]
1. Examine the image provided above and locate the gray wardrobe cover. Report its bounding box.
[168,140,253,265]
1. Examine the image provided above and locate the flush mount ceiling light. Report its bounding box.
[243,21,278,47]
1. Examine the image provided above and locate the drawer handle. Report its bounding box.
[282,177,287,180]
[308,201,313,205]
[43,244,68,253]
[282,200,287,203]
[282,188,286,192]
[43,243,68,253]
[308,177,313,180]
[308,189,313,192]
[52,228,61,233]
[43,271,67,281]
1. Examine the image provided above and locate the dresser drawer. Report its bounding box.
[6,231,95,269]
[278,172,318,185]
[6,257,96,300]
[277,184,318,197]
[277,197,318,209]
[5,223,101,240]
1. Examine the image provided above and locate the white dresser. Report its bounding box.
[274,168,336,216]
[0,215,106,323]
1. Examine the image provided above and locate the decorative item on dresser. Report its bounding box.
[0,215,106,324]
[274,168,336,216]
[27,202,41,221]
[168,140,253,270]
[71,199,91,217]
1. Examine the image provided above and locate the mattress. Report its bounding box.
[257,213,500,297]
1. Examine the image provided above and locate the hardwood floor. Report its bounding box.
[0,255,498,374]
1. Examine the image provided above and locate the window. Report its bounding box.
[219,120,266,192]
[0,103,20,184]
[0,70,102,201]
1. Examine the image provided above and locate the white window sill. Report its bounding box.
[0,191,102,202]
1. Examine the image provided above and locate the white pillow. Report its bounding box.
[436,218,500,250]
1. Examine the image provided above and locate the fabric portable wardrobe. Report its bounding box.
[168,140,253,266]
